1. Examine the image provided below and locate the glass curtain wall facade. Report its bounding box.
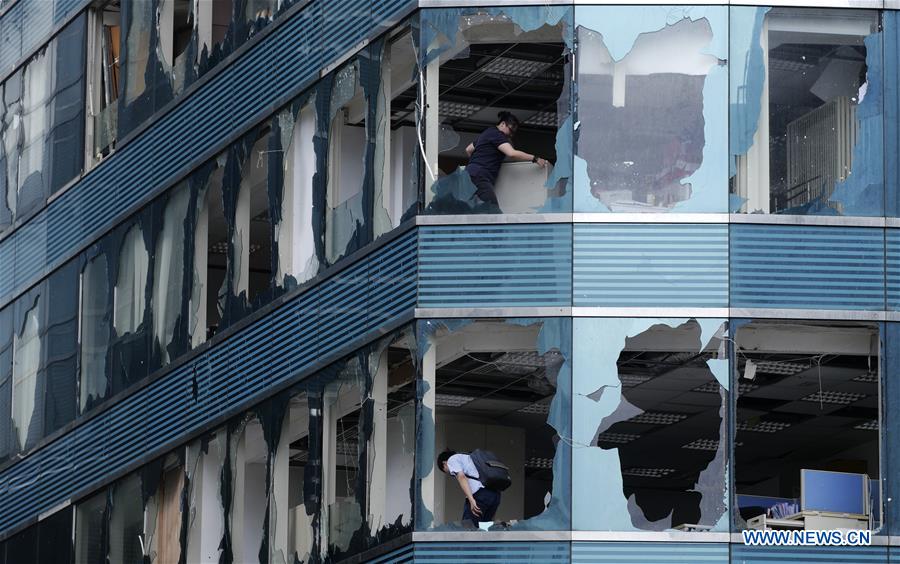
[0,1,898,563]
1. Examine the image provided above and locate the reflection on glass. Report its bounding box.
[114,224,149,336]
[109,474,144,564]
[12,297,41,451]
[731,8,881,215]
[152,183,190,365]
[75,492,107,564]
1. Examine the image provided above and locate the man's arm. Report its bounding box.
[455,472,482,516]
[498,142,547,167]
[465,142,475,157]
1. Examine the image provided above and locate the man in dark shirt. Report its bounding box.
[466,111,547,208]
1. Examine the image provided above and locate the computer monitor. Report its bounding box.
[800,469,868,515]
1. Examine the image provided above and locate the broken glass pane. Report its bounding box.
[110,220,151,393]
[572,318,728,531]
[374,32,419,237]
[236,129,274,308]
[277,101,319,288]
[191,158,227,345]
[227,415,268,563]
[324,359,366,554]
[575,7,728,213]
[730,8,882,216]
[415,318,571,531]
[114,224,149,336]
[421,7,574,215]
[12,294,42,452]
[326,62,367,264]
[733,320,880,531]
[80,254,110,413]
[152,181,190,366]
[185,430,227,563]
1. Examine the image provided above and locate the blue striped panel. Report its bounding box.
[574,223,728,307]
[369,231,417,330]
[368,543,414,564]
[730,224,885,310]
[0,0,414,309]
[886,228,900,310]
[0,230,416,536]
[418,224,572,308]
[321,0,372,62]
[572,542,726,563]
[414,542,569,562]
[731,545,887,563]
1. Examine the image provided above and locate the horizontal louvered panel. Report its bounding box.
[572,542,727,563]
[574,224,728,307]
[0,0,414,309]
[730,225,884,310]
[0,230,416,536]
[418,224,572,308]
[885,228,900,310]
[414,542,569,562]
[731,545,887,562]
[369,543,414,564]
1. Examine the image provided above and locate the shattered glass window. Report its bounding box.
[730,8,882,216]
[185,430,227,563]
[12,294,42,452]
[80,252,110,413]
[0,306,13,460]
[151,181,190,366]
[367,335,417,537]
[277,102,319,288]
[110,219,151,393]
[733,320,880,531]
[572,318,728,531]
[235,129,274,309]
[89,1,121,160]
[113,223,149,336]
[421,7,574,215]
[323,359,366,554]
[326,62,367,264]
[0,13,86,228]
[227,414,268,563]
[416,319,571,531]
[270,393,315,564]
[575,7,728,213]
[192,158,227,345]
[374,32,419,237]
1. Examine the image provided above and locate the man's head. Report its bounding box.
[496,111,520,138]
[437,449,457,474]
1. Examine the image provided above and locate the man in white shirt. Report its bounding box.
[437,449,502,525]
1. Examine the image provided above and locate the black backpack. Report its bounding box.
[467,449,512,492]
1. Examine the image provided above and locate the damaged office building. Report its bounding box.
[0,1,896,563]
